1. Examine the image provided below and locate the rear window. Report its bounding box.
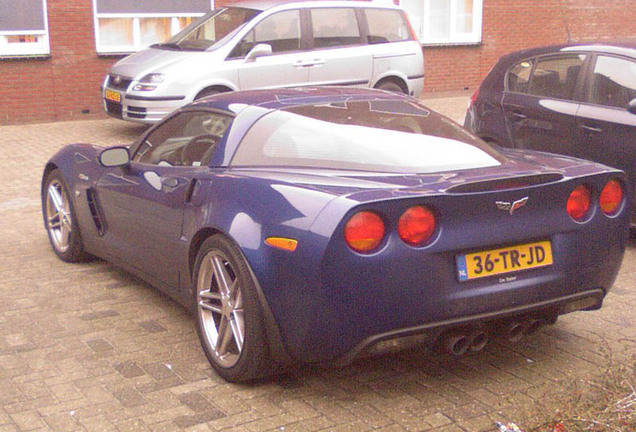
[311,8,362,48]
[365,9,413,43]
[231,99,502,173]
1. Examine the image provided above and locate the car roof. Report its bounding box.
[189,87,412,113]
[227,0,401,11]
[499,39,636,63]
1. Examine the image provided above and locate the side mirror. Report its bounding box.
[99,146,130,167]
[628,98,636,115]
[245,43,272,62]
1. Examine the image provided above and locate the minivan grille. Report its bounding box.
[105,100,122,118]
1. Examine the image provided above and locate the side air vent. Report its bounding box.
[86,188,106,236]
[447,173,563,193]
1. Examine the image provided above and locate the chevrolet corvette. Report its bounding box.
[42,87,632,382]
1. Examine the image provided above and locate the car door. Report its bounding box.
[94,111,229,289]
[231,9,310,89]
[502,53,586,154]
[575,53,636,187]
[304,7,373,88]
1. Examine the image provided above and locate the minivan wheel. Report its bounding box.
[195,88,223,100]
[375,80,406,94]
[193,235,271,382]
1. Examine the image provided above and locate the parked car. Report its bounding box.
[101,0,424,124]
[464,40,636,224]
[44,87,631,382]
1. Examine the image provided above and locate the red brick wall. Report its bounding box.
[0,0,121,125]
[423,0,636,93]
[0,0,633,124]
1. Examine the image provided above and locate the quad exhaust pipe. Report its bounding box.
[442,328,489,356]
[505,318,546,342]
[440,317,548,356]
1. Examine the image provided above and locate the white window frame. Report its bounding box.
[400,0,482,46]
[92,0,213,54]
[0,0,50,57]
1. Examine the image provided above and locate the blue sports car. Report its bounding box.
[42,87,631,382]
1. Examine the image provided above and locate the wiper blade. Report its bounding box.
[151,42,182,51]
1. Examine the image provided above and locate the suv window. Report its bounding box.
[134,112,232,166]
[507,60,533,93]
[507,55,585,100]
[527,55,585,100]
[230,10,301,57]
[311,8,362,48]
[365,9,412,43]
[588,55,636,109]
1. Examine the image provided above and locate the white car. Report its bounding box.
[102,0,425,124]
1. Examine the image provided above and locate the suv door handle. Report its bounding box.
[510,111,527,119]
[578,123,602,133]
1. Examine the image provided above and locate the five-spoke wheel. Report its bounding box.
[42,169,88,262]
[194,235,270,382]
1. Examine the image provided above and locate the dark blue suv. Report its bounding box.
[464,41,636,225]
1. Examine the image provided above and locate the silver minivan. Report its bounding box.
[102,0,424,124]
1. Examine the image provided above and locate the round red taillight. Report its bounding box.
[600,179,623,216]
[567,185,591,221]
[344,211,385,253]
[398,205,436,246]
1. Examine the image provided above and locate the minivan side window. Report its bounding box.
[588,55,636,109]
[365,9,412,44]
[526,55,585,100]
[230,10,301,57]
[311,8,362,48]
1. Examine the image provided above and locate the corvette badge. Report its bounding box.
[496,197,528,215]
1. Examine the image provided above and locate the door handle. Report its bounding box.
[578,123,602,133]
[293,59,325,68]
[510,111,527,119]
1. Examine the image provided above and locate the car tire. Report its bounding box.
[194,88,221,100]
[375,80,406,94]
[42,169,90,263]
[193,235,271,382]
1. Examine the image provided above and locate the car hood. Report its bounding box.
[110,47,197,79]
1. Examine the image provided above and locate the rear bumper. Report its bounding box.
[339,289,603,364]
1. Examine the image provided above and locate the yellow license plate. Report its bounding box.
[105,89,121,103]
[456,240,553,281]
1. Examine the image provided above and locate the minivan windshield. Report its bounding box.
[160,7,261,51]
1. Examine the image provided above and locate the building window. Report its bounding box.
[0,0,50,57]
[93,0,213,54]
[399,0,482,45]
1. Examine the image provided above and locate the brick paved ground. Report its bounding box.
[0,97,634,432]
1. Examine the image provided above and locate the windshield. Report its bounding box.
[161,7,261,51]
[232,99,504,173]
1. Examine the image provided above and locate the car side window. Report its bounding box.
[588,55,636,109]
[526,55,585,100]
[230,10,301,57]
[365,9,412,43]
[311,8,362,48]
[507,60,533,93]
[133,112,232,167]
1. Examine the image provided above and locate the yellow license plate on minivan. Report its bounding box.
[456,240,553,281]
[105,90,121,103]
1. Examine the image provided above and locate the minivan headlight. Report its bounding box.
[133,73,165,91]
